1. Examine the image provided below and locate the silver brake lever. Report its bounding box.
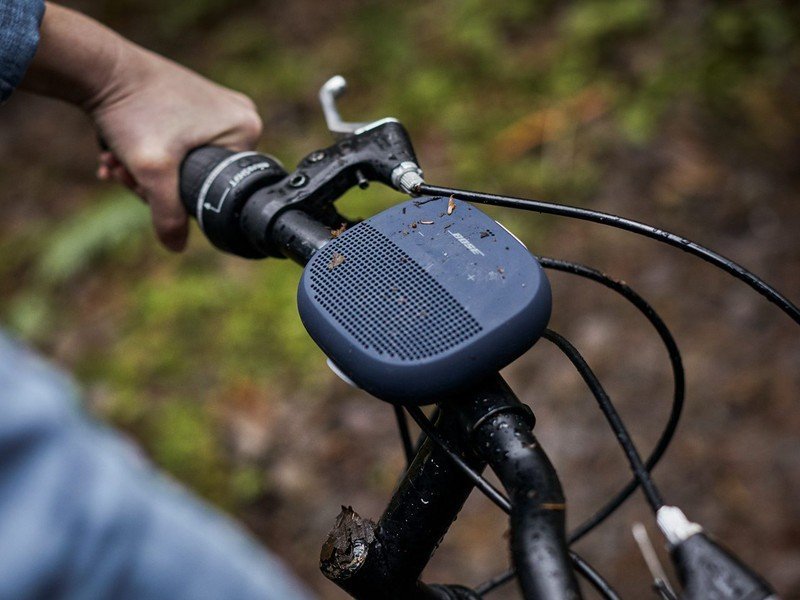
[319,75,398,139]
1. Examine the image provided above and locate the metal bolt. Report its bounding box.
[289,174,308,188]
[308,151,325,163]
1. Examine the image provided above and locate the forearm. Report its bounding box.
[17,2,262,251]
[20,3,128,110]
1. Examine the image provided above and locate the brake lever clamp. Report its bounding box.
[182,76,424,258]
[318,74,424,194]
[238,119,422,256]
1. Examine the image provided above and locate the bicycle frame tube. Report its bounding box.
[320,407,485,599]
[320,375,580,600]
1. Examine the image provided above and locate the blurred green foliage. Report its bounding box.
[3,0,798,513]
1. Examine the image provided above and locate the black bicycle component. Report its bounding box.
[474,570,516,596]
[393,405,414,468]
[417,184,800,327]
[476,558,622,600]
[270,208,342,264]
[537,257,684,544]
[543,329,665,513]
[568,552,623,600]
[319,407,486,599]
[672,532,775,600]
[452,376,582,600]
[180,120,420,259]
[407,405,511,513]
[320,376,611,600]
[297,197,552,405]
[179,147,287,257]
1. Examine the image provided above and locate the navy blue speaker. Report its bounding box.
[297,196,551,404]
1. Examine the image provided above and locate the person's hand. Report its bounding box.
[21,3,262,252]
[91,47,262,251]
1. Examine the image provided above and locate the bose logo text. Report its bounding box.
[448,231,485,256]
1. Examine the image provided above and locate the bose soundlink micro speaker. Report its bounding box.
[297,196,551,404]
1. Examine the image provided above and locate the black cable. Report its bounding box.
[417,184,800,326]
[537,257,684,543]
[569,551,623,600]
[393,405,414,468]
[412,406,440,455]
[474,555,621,600]
[406,406,512,513]
[542,329,665,512]
[474,569,515,596]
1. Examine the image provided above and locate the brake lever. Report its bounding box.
[181,76,426,258]
[317,75,424,193]
[233,118,420,253]
[319,75,396,137]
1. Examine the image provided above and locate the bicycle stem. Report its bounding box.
[452,376,582,600]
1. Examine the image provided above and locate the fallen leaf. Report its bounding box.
[328,252,346,270]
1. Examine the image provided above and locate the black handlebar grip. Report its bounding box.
[179,146,238,218]
[673,532,775,600]
[179,146,287,258]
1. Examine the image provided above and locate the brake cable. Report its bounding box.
[417,184,800,326]
[543,329,666,512]
[536,257,685,543]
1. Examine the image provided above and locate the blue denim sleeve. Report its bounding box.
[0,0,45,103]
[0,332,315,600]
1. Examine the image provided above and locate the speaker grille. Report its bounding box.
[308,224,482,361]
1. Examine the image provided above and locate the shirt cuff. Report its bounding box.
[0,0,46,103]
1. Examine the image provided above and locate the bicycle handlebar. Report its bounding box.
[454,377,582,600]
[179,146,288,257]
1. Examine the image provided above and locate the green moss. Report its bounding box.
[146,400,232,505]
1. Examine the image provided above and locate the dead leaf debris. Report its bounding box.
[330,223,348,238]
[328,252,346,270]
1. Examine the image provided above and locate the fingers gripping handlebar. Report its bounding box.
[179,120,421,259]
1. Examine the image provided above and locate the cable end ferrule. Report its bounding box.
[391,161,425,196]
[657,505,703,546]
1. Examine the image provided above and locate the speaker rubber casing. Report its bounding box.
[297,196,551,404]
